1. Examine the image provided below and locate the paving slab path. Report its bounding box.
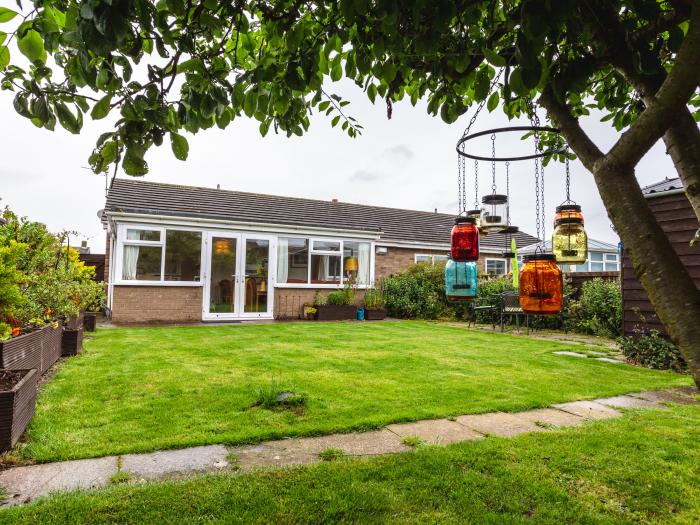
[0,387,697,507]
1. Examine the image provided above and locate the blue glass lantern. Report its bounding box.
[446,259,478,301]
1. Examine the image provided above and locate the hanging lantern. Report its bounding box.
[500,225,519,258]
[553,204,584,225]
[481,194,508,233]
[519,254,563,315]
[214,239,231,254]
[344,257,358,272]
[451,217,479,261]
[552,215,588,265]
[466,209,482,229]
[446,259,478,301]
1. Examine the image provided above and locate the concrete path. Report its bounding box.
[0,387,696,507]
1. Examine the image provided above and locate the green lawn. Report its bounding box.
[3,404,699,524]
[22,321,690,462]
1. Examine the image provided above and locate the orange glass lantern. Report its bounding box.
[451,217,479,261]
[553,204,584,225]
[519,254,563,315]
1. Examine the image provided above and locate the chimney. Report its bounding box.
[434,208,437,213]
[217,184,220,190]
[331,198,338,203]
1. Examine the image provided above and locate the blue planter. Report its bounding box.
[357,308,365,321]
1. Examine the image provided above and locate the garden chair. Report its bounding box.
[467,295,499,330]
[499,291,529,334]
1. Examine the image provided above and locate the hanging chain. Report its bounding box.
[474,159,479,209]
[505,161,511,226]
[457,147,463,214]
[565,153,571,203]
[491,133,497,194]
[461,146,467,213]
[527,98,547,247]
[540,160,546,241]
[534,150,541,242]
[460,69,504,138]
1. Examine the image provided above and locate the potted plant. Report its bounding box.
[314,283,357,321]
[363,288,387,320]
[0,368,38,452]
[302,303,317,320]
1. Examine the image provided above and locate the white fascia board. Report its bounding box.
[644,188,686,199]
[105,212,381,240]
[376,240,450,251]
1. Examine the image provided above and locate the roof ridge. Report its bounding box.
[110,177,458,219]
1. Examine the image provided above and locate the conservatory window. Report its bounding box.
[485,258,507,275]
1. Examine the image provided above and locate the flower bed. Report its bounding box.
[0,324,63,375]
[0,368,37,452]
[315,305,357,321]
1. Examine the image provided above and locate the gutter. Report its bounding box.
[644,188,687,199]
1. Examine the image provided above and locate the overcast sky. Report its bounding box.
[0,77,674,252]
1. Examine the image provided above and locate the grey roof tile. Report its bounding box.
[642,177,684,195]
[105,178,539,250]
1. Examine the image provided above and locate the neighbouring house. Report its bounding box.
[519,238,621,273]
[622,178,700,336]
[102,179,538,323]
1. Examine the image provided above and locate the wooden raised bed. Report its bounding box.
[0,324,63,375]
[315,305,357,321]
[62,327,84,356]
[0,369,38,452]
[364,308,387,321]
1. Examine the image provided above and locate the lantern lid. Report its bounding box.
[482,194,508,205]
[523,253,556,261]
[554,216,584,226]
[556,204,581,213]
[501,225,519,234]
[466,209,482,216]
[454,216,477,225]
[501,251,516,258]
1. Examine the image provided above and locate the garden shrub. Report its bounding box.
[619,328,687,373]
[381,262,446,319]
[362,288,385,309]
[326,290,349,305]
[566,278,622,337]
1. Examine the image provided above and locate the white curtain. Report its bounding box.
[276,238,288,284]
[123,245,139,280]
[321,255,329,281]
[357,242,370,285]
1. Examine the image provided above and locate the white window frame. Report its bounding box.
[115,223,204,286]
[485,257,508,276]
[275,236,375,289]
[414,254,448,265]
[604,252,620,271]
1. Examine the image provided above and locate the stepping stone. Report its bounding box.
[232,440,319,471]
[121,445,230,480]
[629,389,700,406]
[387,419,483,445]
[552,401,621,420]
[594,395,664,410]
[299,429,411,455]
[517,408,585,428]
[594,357,624,364]
[0,456,117,506]
[669,386,700,398]
[552,351,587,358]
[455,412,544,437]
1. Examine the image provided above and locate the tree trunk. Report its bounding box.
[661,108,700,222]
[592,163,700,387]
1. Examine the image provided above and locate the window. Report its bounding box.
[277,237,372,287]
[485,258,507,275]
[120,226,202,283]
[414,254,449,265]
[572,251,619,272]
[604,253,619,271]
[164,230,202,281]
[589,252,604,272]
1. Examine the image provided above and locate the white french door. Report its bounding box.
[203,232,274,320]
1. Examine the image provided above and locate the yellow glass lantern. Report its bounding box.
[552,217,588,265]
[344,257,358,272]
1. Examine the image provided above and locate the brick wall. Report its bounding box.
[274,288,367,319]
[374,246,505,277]
[111,286,203,324]
[104,234,111,285]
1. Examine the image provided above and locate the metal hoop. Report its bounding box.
[456,126,567,162]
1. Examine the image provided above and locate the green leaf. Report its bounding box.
[259,119,271,137]
[101,141,118,164]
[90,94,112,120]
[487,91,499,112]
[367,83,377,103]
[170,132,189,161]
[331,60,342,81]
[0,45,8,70]
[331,115,340,127]
[0,7,18,23]
[508,68,528,96]
[243,90,257,117]
[318,100,330,111]
[54,101,80,133]
[473,69,489,101]
[17,29,46,64]
[482,47,505,67]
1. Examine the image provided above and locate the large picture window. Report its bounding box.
[277,236,372,287]
[485,258,507,276]
[119,226,202,283]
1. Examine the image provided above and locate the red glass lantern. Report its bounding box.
[519,254,563,315]
[451,217,479,261]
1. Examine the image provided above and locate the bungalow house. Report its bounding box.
[519,238,621,273]
[102,179,538,323]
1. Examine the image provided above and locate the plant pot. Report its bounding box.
[0,369,37,452]
[364,308,387,321]
[62,327,84,356]
[314,304,357,321]
[64,311,85,331]
[83,312,98,332]
[0,324,63,375]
